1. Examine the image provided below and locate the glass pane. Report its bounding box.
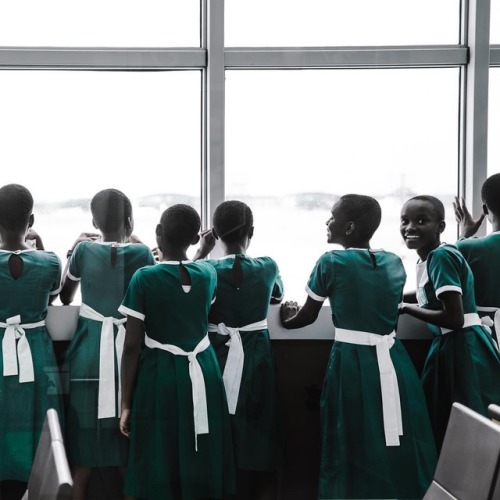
[0,1,199,47]
[0,70,201,299]
[226,0,460,47]
[492,0,500,44]
[226,69,459,299]
[489,69,500,176]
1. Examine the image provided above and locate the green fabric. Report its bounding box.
[207,255,283,471]
[64,242,155,467]
[0,250,62,481]
[308,249,437,499]
[419,244,500,450]
[119,261,235,500]
[457,232,500,342]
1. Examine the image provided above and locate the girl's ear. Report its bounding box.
[92,218,98,230]
[126,216,134,232]
[192,234,200,245]
[212,227,219,240]
[28,213,34,229]
[438,220,446,233]
[248,226,254,240]
[155,224,162,238]
[345,221,355,235]
[483,203,489,215]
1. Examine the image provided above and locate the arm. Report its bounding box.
[400,291,464,330]
[119,315,145,438]
[193,229,216,261]
[26,228,45,250]
[403,291,417,303]
[453,196,485,238]
[280,296,323,329]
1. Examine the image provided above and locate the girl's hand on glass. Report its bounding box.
[453,196,485,238]
[198,229,216,256]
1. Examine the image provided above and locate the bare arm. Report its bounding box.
[400,291,464,330]
[280,296,323,329]
[193,229,216,261]
[120,315,145,437]
[403,291,417,303]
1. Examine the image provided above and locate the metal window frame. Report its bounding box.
[0,0,493,227]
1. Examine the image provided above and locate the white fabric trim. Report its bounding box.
[158,260,192,265]
[66,270,81,282]
[79,303,126,420]
[334,328,402,447]
[435,285,462,297]
[211,296,216,305]
[50,284,62,296]
[117,304,145,321]
[207,319,268,414]
[144,333,211,451]
[440,312,482,335]
[272,292,285,301]
[0,248,36,253]
[182,285,192,293]
[1,316,45,383]
[305,285,326,302]
[95,241,130,247]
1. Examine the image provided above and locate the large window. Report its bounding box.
[226,69,459,297]
[489,69,500,176]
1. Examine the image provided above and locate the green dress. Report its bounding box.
[417,244,500,451]
[457,232,500,343]
[206,254,284,471]
[307,249,437,500]
[119,260,235,500]
[64,241,155,467]
[0,249,62,482]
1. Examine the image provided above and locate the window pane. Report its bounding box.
[489,69,500,176]
[0,71,201,276]
[492,0,500,44]
[226,0,460,47]
[226,69,459,298]
[0,1,199,47]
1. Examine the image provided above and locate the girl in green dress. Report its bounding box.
[400,195,500,451]
[60,188,155,500]
[281,194,437,499]
[0,184,63,488]
[195,200,284,500]
[119,204,235,500]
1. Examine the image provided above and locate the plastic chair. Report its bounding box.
[21,409,72,500]
[423,402,500,500]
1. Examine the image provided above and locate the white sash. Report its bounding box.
[1,315,45,383]
[334,328,403,447]
[144,333,211,451]
[440,312,483,335]
[208,319,268,414]
[79,303,126,420]
[477,307,500,333]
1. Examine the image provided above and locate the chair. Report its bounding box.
[21,409,73,500]
[423,402,500,500]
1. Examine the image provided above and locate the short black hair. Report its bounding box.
[481,173,500,215]
[0,184,34,231]
[90,189,132,233]
[338,194,381,241]
[213,200,253,243]
[160,204,200,247]
[406,195,445,221]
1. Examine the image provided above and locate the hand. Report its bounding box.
[127,234,143,244]
[119,408,131,438]
[152,247,163,262]
[198,229,217,256]
[280,301,301,323]
[453,196,485,238]
[71,232,100,251]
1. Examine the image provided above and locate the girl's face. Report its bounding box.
[326,201,350,245]
[400,200,445,257]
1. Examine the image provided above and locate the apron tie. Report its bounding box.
[440,312,483,335]
[208,319,267,414]
[1,315,45,383]
[335,328,402,447]
[144,334,211,451]
[79,303,126,419]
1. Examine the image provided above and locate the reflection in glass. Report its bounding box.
[0,71,201,273]
[226,69,459,298]
[0,1,199,47]
[226,0,459,47]
[489,69,500,177]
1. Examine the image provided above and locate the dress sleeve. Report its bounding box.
[50,254,63,295]
[119,270,146,321]
[67,241,83,281]
[306,253,330,302]
[269,259,284,301]
[428,247,463,298]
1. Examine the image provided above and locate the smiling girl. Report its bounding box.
[400,195,500,451]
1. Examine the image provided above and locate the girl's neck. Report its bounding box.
[160,242,189,262]
[343,239,371,250]
[100,230,129,244]
[0,230,32,252]
[417,241,441,262]
[490,215,500,232]
[221,241,247,256]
